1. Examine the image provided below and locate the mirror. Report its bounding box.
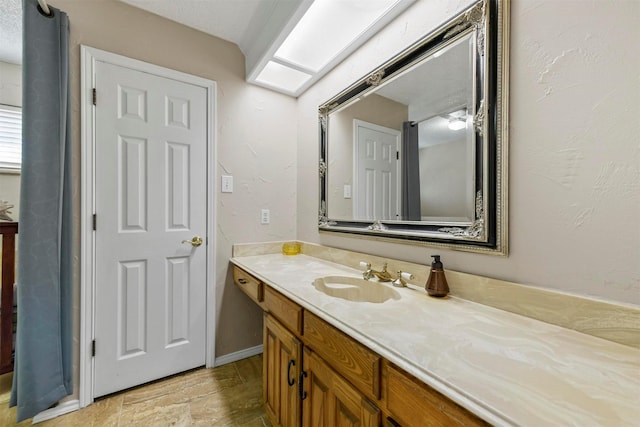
[319,0,508,255]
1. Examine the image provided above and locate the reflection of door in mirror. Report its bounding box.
[327,93,407,221]
[354,120,400,221]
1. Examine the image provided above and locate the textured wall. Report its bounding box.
[54,0,297,399]
[297,0,640,306]
[0,61,21,220]
[0,61,21,106]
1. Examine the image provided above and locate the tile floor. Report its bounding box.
[0,355,270,426]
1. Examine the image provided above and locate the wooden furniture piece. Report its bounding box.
[232,265,488,426]
[0,221,18,375]
[233,266,263,306]
[303,347,380,427]
[304,310,381,401]
[264,313,302,427]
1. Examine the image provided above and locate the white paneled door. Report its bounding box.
[354,120,400,221]
[94,61,208,397]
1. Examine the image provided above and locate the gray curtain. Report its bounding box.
[10,0,73,421]
[401,121,421,220]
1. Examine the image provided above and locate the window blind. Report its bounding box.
[0,105,22,170]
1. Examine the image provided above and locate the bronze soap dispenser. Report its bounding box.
[425,255,449,297]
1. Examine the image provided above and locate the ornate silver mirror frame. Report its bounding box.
[318,0,509,255]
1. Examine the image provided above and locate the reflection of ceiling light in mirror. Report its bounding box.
[255,61,312,93]
[448,118,466,131]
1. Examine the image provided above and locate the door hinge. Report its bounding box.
[92,340,96,357]
[396,151,399,160]
[92,88,97,105]
[92,213,97,231]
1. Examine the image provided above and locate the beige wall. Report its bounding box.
[0,61,21,107]
[0,61,21,220]
[297,0,640,306]
[53,0,297,396]
[419,138,469,218]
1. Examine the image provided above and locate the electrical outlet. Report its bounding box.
[261,209,270,224]
[221,175,233,193]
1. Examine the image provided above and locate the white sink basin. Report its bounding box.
[312,276,400,303]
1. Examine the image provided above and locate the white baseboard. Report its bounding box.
[214,344,263,367]
[32,399,80,424]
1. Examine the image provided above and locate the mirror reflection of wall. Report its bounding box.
[417,109,475,222]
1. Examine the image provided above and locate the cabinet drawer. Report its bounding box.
[385,364,488,427]
[303,311,381,400]
[264,286,303,335]
[233,266,263,304]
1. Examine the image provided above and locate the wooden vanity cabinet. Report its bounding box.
[264,286,303,335]
[232,266,263,306]
[303,311,381,401]
[382,363,489,427]
[303,347,380,427]
[264,313,302,427]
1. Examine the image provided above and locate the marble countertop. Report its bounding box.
[230,253,640,427]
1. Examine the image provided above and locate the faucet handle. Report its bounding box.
[392,270,414,287]
[360,261,373,280]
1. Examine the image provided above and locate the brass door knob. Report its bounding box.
[181,236,203,247]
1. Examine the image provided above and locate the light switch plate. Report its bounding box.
[221,175,233,193]
[261,209,270,224]
[343,184,352,199]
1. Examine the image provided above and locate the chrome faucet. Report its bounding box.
[360,262,393,282]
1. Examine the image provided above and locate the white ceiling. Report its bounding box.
[119,0,301,58]
[0,0,22,64]
[376,36,472,113]
[0,0,301,65]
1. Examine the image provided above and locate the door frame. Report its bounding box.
[79,46,217,407]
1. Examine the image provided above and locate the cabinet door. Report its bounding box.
[264,313,302,427]
[303,348,380,427]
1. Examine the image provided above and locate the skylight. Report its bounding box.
[255,61,312,93]
[247,0,416,97]
[275,0,402,73]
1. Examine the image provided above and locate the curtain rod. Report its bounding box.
[37,0,51,15]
